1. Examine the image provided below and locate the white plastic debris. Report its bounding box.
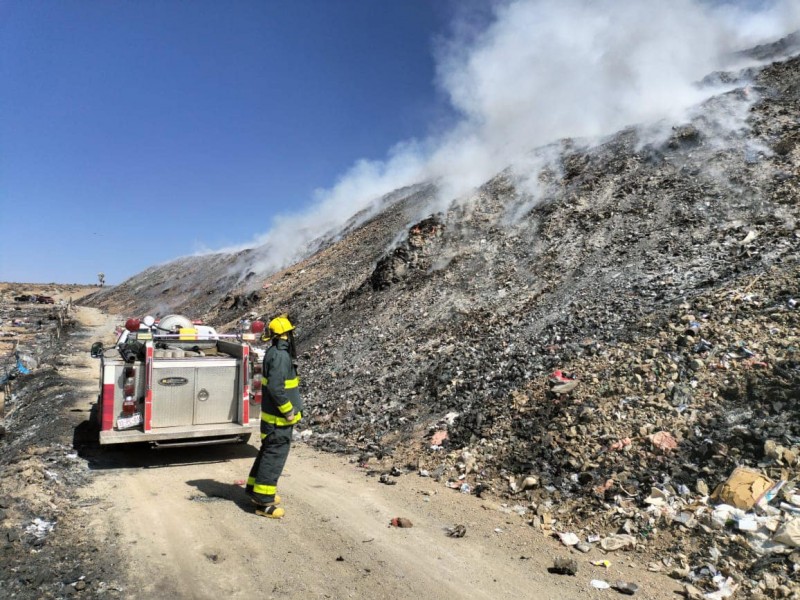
[557,532,580,546]
[737,516,758,532]
[600,534,636,551]
[774,518,800,547]
[710,504,746,529]
[443,412,459,425]
[591,580,611,589]
[26,518,55,539]
[644,487,670,507]
[704,575,738,599]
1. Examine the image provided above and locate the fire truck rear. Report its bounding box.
[91,314,263,447]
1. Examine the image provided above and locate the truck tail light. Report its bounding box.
[123,366,136,414]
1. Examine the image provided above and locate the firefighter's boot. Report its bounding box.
[248,490,281,506]
[255,504,285,519]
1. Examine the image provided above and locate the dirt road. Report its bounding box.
[71,307,682,600]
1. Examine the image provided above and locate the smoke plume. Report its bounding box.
[232,0,800,277]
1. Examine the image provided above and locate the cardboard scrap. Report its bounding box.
[710,467,774,510]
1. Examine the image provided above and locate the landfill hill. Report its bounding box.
[86,38,800,596]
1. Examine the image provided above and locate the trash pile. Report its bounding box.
[0,285,77,443]
[428,270,798,598]
[285,51,799,598]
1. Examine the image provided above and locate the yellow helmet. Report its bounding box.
[268,315,295,336]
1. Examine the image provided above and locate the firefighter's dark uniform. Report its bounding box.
[247,337,302,506]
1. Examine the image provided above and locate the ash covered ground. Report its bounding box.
[0,285,127,598]
[76,38,800,598]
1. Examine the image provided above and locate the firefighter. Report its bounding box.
[246,315,302,518]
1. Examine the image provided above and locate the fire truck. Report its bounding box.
[91,314,264,447]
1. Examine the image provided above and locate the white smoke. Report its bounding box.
[221,0,800,277]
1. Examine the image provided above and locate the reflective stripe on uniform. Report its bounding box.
[261,410,302,426]
[277,401,293,413]
[253,484,277,496]
[247,476,255,486]
[262,376,300,390]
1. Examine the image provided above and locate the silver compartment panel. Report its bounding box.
[151,360,239,428]
[193,366,238,425]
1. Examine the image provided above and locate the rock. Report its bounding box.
[670,567,691,580]
[648,431,677,453]
[549,557,578,576]
[682,584,704,599]
[612,581,639,595]
[763,572,779,591]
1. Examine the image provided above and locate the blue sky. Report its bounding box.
[3,0,797,286]
[0,1,456,284]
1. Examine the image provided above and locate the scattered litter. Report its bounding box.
[557,532,580,546]
[431,430,447,446]
[390,517,413,528]
[609,438,632,452]
[446,524,466,538]
[591,580,611,589]
[703,576,738,599]
[379,473,396,485]
[592,560,611,568]
[600,534,636,551]
[644,487,670,507]
[773,518,800,547]
[510,475,538,493]
[710,467,774,510]
[26,517,55,539]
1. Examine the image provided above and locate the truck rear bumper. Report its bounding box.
[99,422,255,445]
